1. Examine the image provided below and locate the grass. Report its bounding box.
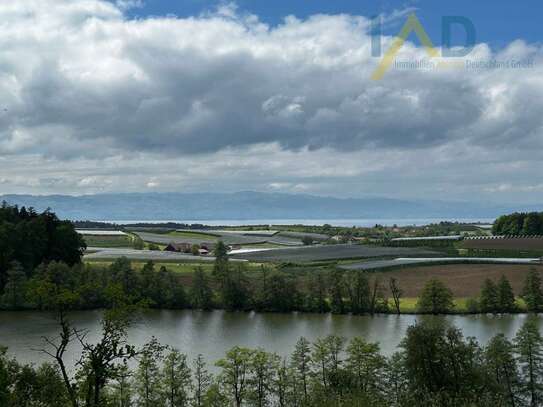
[83,235,133,248]
[167,231,220,240]
[398,297,528,313]
[238,242,285,249]
[84,260,266,276]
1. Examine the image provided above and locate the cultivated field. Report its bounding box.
[372,264,543,297]
[82,234,133,248]
[230,244,438,262]
[340,257,541,271]
[461,237,543,251]
[134,230,307,246]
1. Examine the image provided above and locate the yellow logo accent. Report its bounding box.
[372,14,439,80]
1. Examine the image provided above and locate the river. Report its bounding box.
[0,310,537,369]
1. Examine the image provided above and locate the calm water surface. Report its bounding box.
[0,310,536,369]
[107,218,495,227]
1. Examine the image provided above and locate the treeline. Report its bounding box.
[0,203,86,291]
[4,240,543,315]
[2,312,543,406]
[493,212,543,235]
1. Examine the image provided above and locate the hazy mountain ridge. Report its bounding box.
[0,192,539,221]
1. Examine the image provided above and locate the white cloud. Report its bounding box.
[0,0,542,203]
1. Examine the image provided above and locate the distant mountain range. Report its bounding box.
[0,192,540,221]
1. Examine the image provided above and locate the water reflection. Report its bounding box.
[0,310,539,369]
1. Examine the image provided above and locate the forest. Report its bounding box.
[493,212,543,236]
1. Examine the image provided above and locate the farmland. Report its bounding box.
[230,244,438,262]
[81,234,133,248]
[340,257,541,271]
[370,263,543,298]
[461,237,543,251]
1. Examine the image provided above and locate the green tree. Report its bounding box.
[306,272,329,313]
[133,237,145,250]
[522,269,543,312]
[1,262,27,309]
[498,275,517,313]
[523,213,543,235]
[369,277,388,315]
[109,362,133,407]
[345,271,370,314]
[389,277,402,315]
[480,278,499,313]
[329,269,345,314]
[291,337,312,402]
[190,267,213,310]
[212,241,229,281]
[135,340,165,407]
[346,337,386,395]
[485,334,519,407]
[193,355,212,407]
[248,349,279,407]
[417,279,454,314]
[161,349,192,407]
[514,315,543,407]
[221,264,250,311]
[255,271,301,312]
[216,347,252,407]
[401,321,487,404]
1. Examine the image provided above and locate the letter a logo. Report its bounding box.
[372,14,439,80]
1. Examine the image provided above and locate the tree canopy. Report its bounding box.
[0,202,86,291]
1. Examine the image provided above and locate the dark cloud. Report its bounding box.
[0,1,542,202]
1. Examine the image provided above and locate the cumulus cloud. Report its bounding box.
[0,0,542,203]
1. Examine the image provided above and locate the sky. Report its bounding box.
[0,0,542,204]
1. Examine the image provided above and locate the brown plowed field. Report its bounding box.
[461,238,543,251]
[373,264,543,297]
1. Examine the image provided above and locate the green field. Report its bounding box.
[85,260,266,275]
[167,231,220,240]
[83,234,133,248]
[397,297,527,313]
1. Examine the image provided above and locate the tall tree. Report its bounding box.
[291,337,312,402]
[329,269,345,314]
[480,278,499,313]
[161,349,192,407]
[346,337,386,395]
[248,349,279,407]
[305,272,329,313]
[193,355,212,407]
[1,262,27,309]
[216,347,252,407]
[135,340,165,407]
[389,277,402,315]
[523,213,543,235]
[345,271,370,314]
[498,275,517,313]
[190,267,213,310]
[522,269,543,312]
[417,279,454,314]
[485,334,519,407]
[212,241,229,283]
[514,315,543,407]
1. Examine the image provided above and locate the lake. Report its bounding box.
[106,218,495,227]
[0,310,536,370]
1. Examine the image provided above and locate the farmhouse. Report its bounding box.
[164,242,192,253]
